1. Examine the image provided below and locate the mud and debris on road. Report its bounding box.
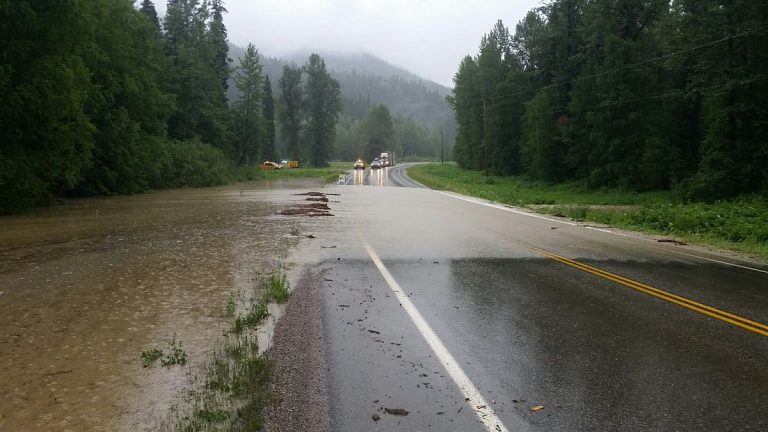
[279,192,338,216]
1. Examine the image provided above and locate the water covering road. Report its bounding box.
[285,166,768,431]
[0,179,324,431]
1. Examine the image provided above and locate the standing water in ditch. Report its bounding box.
[0,179,327,431]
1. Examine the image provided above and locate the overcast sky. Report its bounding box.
[155,0,542,87]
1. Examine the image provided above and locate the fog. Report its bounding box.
[154,0,542,87]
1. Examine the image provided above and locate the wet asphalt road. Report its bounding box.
[292,166,768,431]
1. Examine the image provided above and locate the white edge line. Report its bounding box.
[664,249,768,275]
[362,239,509,432]
[438,191,768,275]
[438,191,577,226]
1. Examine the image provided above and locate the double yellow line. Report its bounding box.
[529,246,768,337]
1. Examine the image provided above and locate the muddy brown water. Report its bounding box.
[0,179,326,431]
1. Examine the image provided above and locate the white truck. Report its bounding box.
[380,151,396,167]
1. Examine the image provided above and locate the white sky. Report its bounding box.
[154,0,542,87]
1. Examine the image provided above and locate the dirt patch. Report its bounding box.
[264,268,330,432]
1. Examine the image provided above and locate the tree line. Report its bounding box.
[226,49,456,163]
[450,0,768,201]
[0,0,341,213]
[335,104,447,162]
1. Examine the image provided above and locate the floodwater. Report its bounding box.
[0,179,325,431]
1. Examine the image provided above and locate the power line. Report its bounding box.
[521,74,768,119]
[455,23,768,104]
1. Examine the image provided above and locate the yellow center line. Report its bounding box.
[528,246,768,337]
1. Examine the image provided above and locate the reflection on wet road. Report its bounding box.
[306,181,768,431]
[343,164,420,187]
[0,179,324,431]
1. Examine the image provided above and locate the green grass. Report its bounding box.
[408,163,671,206]
[141,334,188,367]
[265,273,290,303]
[141,348,164,366]
[224,293,236,318]
[156,273,281,431]
[408,163,768,261]
[234,302,269,334]
[261,161,351,183]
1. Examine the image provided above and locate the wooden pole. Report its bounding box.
[441,128,444,165]
[483,99,489,177]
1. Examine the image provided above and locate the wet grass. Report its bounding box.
[160,335,189,367]
[234,302,270,334]
[265,273,289,303]
[141,334,188,367]
[408,163,671,206]
[224,293,236,318]
[261,161,351,183]
[141,348,164,366]
[408,163,768,261]
[155,266,291,431]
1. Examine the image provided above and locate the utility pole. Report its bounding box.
[483,99,489,177]
[440,128,444,165]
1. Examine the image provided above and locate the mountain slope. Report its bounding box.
[228,45,455,134]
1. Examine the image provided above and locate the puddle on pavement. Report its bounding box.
[0,179,328,431]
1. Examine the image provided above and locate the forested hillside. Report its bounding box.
[450,0,768,201]
[0,0,341,213]
[227,47,456,162]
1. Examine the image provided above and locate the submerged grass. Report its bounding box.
[262,161,350,183]
[265,273,289,303]
[141,334,188,367]
[155,266,291,431]
[408,163,768,261]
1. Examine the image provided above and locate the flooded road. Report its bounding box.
[0,179,327,431]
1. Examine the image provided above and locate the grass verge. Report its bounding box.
[258,161,350,184]
[154,266,292,431]
[407,163,768,261]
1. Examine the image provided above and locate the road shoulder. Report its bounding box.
[264,267,329,432]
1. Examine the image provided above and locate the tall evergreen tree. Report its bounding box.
[303,53,342,167]
[163,0,230,150]
[448,56,483,169]
[209,0,231,91]
[262,75,277,161]
[232,44,264,165]
[139,0,161,34]
[362,104,394,159]
[277,65,304,160]
[568,0,668,189]
[667,0,768,199]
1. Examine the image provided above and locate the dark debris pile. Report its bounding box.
[279,192,337,217]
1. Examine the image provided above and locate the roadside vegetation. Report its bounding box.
[148,266,292,431]
[408,164,768,261]
[260,162,350,183]
[2,1,451,215]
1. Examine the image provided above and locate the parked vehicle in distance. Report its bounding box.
[280,159,288,165]
[354,159,365,170]
[371,159,382,169]
[260,161,283,170]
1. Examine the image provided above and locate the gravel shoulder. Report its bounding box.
[264,267,330,432]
